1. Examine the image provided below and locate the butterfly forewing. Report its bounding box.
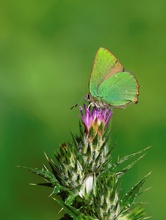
[89,48,123,97]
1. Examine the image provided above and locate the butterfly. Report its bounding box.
[85,47,139,108]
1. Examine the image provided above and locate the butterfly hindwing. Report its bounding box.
[97,71,138,107]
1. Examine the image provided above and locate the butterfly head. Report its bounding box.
[85,92,110,109]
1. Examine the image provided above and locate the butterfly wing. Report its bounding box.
[89,48,123,97]
[97,71,139,107]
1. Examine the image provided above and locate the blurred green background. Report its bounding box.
[0,0,165,219]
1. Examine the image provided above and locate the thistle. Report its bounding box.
[22,104,150,220]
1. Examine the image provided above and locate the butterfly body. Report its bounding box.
[86,48,139,108]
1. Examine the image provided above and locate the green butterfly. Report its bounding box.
[85,47,139,108]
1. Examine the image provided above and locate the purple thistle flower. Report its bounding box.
[80,104,112,136]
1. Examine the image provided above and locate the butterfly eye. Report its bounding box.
[85,93,90,101]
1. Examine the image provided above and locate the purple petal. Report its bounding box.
[80,105,112,131]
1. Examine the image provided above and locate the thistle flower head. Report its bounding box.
[80,104,112,137]
[23,104,150,220]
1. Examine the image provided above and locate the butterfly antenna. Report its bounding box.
[70,103,78,110]
[70,96,85,110]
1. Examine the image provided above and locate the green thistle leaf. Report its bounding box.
[19,166,57,186]
[53,197,95,220]
[119,172,151,217]
[114,146,151,168]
